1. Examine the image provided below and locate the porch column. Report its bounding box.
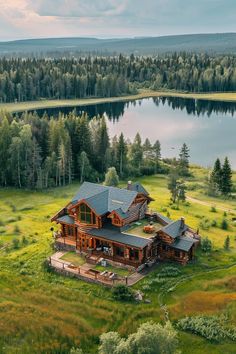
[139,249,143,262]
[125,247,130,259]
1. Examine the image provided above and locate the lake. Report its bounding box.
[25,97,236,169]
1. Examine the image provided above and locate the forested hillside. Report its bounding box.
[0,111,162,189]
[1,33,236,55]
[1,54,236,103]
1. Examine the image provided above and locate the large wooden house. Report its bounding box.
[52,181,200,267]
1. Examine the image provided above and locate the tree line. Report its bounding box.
[0,110,162,189]
[1,53,236,102]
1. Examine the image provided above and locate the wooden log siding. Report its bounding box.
[157,243,189,265]
[123,202,143,225]
[157,230,174,244]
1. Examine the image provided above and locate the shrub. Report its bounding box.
[99,321,179,354]
[0,219,5,226]
[210,206,217,213]
[224,235,230,250]
[199,218,211,230]
[221,219,229,230]
[177,315,236,342]
[112,285,134,302]
[201,237,212,253]
[170,204,179,210]
[14,225,21,234]
[211,220,217,227]
[12,238,20,249]
[22,236,29,246]
[158,266,181,278]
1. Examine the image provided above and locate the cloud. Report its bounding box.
[32,0,129,17]
[0,0,236,40]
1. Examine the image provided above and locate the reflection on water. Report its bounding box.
[23,97,236,168]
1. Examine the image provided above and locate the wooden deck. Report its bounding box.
[56,236,76,246]
[48,252,145,286]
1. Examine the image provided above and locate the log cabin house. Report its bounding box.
[51,181,200,267]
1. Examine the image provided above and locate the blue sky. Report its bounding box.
[0,0,236,40]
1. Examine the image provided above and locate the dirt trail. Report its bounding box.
[186,196,236,214]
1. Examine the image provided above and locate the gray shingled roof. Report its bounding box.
[155,212,172,225]
[57,215,75,225]
[171,236,195,252]
[88,226,151,248]
[71,182,137,216]
[127,182,149,195]
[161,220,188,239]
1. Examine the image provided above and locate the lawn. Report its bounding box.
[61,252,86,266]
[3,89,236,113]
[94,264,131,277]
[0,171,236,353]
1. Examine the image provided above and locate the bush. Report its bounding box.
[210,206,217,213]
[199,218,211,230]
[224,235,230,250]
[158,266,181,278]
[22,236,29,246]
[177,315,236,342]
[14,225,21,234]
[112,285,134,302]
[221,219,229,230]
[211,220,217,227]
[201,237,212,253]
[12,238,20,249]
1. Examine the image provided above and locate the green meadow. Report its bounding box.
[0,167,236,353]
[2,89,236,114]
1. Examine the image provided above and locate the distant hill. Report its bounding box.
[1,33,236,56]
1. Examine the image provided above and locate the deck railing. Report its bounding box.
[48,257,129,286]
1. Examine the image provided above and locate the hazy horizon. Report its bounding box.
[1,1,236,41]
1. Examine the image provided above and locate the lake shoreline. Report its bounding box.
[2,89,236,113]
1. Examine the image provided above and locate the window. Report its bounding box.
[115,246,124,257]
[130,249,139,260]
[162,244,169,251]
[68,226,74,236]
[78,203,96,225]
[112,214,121,226]
[174,250,181,258]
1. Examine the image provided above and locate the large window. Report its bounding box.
[78,203,96,224]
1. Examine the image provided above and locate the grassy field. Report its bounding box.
[2,89,236,113]
[0,168,236,353]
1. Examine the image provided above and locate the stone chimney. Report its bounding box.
[180,216,185,229]
[127,181,132,190]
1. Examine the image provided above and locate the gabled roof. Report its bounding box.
[57,215,75,225]
[161,219,188,239]
[127,182,149,195]
[71,182,138,216]
[171,236,196,252]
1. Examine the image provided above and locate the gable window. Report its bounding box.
[78,203,96,224]
[112,214,122,226]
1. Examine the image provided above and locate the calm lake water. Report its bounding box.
[26,97,236,168]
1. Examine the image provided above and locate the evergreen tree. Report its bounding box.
[221,157,232,195]
[117,133,128,177]
[130,133,143,169]
[153,139,161,173]
[168,170,179,203]
[209,158,222,194]
[224,235,230,250]
[178,143,190,176]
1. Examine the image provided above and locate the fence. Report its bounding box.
[48,257,130,287]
